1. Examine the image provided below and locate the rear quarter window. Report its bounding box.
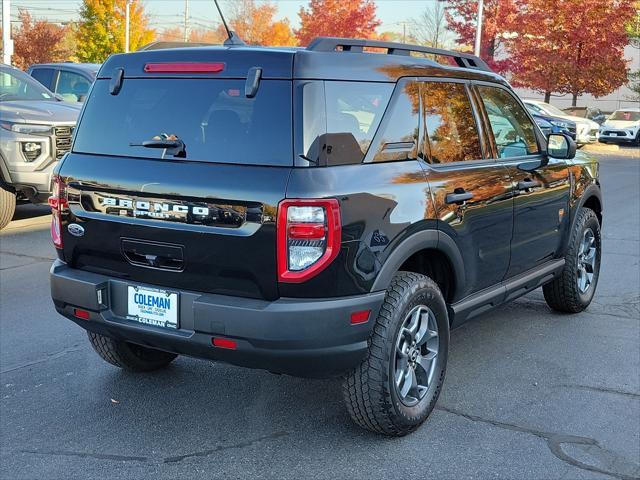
[73,78,293,166]
[298,81,393,166]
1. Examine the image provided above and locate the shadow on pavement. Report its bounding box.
[12,203,51,222]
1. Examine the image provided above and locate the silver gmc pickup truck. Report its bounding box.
[0,64,81,229]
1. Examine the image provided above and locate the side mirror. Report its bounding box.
[547,133,576,160]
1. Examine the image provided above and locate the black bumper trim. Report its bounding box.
[50,260,385,377]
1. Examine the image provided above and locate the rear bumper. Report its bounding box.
[50,260,385,377]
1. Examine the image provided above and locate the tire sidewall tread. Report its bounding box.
[343,271,449,436]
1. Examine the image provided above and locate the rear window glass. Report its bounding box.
[73,79,292,166]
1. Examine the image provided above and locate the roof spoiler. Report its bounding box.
[306,37,492,73]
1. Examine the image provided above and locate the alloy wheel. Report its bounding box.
[394,305,439,406]
[577,227,597,294]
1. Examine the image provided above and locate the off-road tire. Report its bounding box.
[543,207,601,313]
[0,186,16,230]
[88,332,177,372]
[343,271,449,436]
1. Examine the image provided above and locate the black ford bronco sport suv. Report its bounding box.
[49,38,602,436]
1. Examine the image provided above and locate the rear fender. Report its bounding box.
[371,229,466,301]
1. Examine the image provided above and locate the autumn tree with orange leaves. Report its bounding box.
[226,0,296,46]
[156,1,295,47]
[446,0,519,73]
[11,10,70,70]
[506,0,635,105]
[296,0,381,47]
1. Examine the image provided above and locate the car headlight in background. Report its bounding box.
[0,122,51,135]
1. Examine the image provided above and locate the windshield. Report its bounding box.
[74,78,292,166]
[538,103,566,117]
[610,110,640,122]
[0,67,55,102]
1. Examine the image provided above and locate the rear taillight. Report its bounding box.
[48,176,67,249]
[277,199,341,283]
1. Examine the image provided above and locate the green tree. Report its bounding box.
[76,0,154,62]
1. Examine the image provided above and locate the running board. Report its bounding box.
[450,259,565,327]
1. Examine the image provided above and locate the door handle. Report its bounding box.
[445,190,474,204]
[517,179,540,190]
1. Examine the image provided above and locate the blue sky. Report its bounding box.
[7,0,442,34]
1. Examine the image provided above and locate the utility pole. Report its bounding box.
[2,0,13,65]
[474,0,484,57]
[184,0,189,42]
[125,0,132,53]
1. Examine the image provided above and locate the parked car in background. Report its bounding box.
[27,63,100,103]
[563,106,607,125]
[599,108,640,145]
[524,99,599,146]
[532,113,554,137]
[525,107,577,141]
[0,64,81,229]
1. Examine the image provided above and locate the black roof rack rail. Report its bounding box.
[306,37,492,73]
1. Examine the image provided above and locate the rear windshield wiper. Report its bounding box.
[130,134,186,158]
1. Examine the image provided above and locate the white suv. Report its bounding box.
[599,108,640,145]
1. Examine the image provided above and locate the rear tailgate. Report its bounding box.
[57,49,294,301]
[59,155,288,300]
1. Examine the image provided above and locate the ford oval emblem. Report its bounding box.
[67,223,85,237]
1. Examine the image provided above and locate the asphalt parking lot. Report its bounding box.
[1,150,638,480]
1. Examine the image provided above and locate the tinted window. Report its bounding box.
[30,68,55,90]
[57,70,92,102]
[300,81,393,166]
[370,81,419,163]
[74,79,292,166]
[421,82,482,164]
[478,86,539,158]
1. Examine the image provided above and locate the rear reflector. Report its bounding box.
[212,337,237,350]
[288,223,326,240]
[144,62,225,73]
[74,308,90,320]
[350,310,371,325]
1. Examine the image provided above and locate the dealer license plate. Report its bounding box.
[127,285,179,329]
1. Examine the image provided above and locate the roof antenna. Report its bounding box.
[213,0,245,46]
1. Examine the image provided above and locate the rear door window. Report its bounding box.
[368,80,420,163]
[421,82,483,164]
[73,79,293,166]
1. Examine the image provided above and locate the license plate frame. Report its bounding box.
[127,285,179,329]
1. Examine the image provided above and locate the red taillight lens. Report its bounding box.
[48,175,67,249]
[277,199,341,283]
[144,62,225,73]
